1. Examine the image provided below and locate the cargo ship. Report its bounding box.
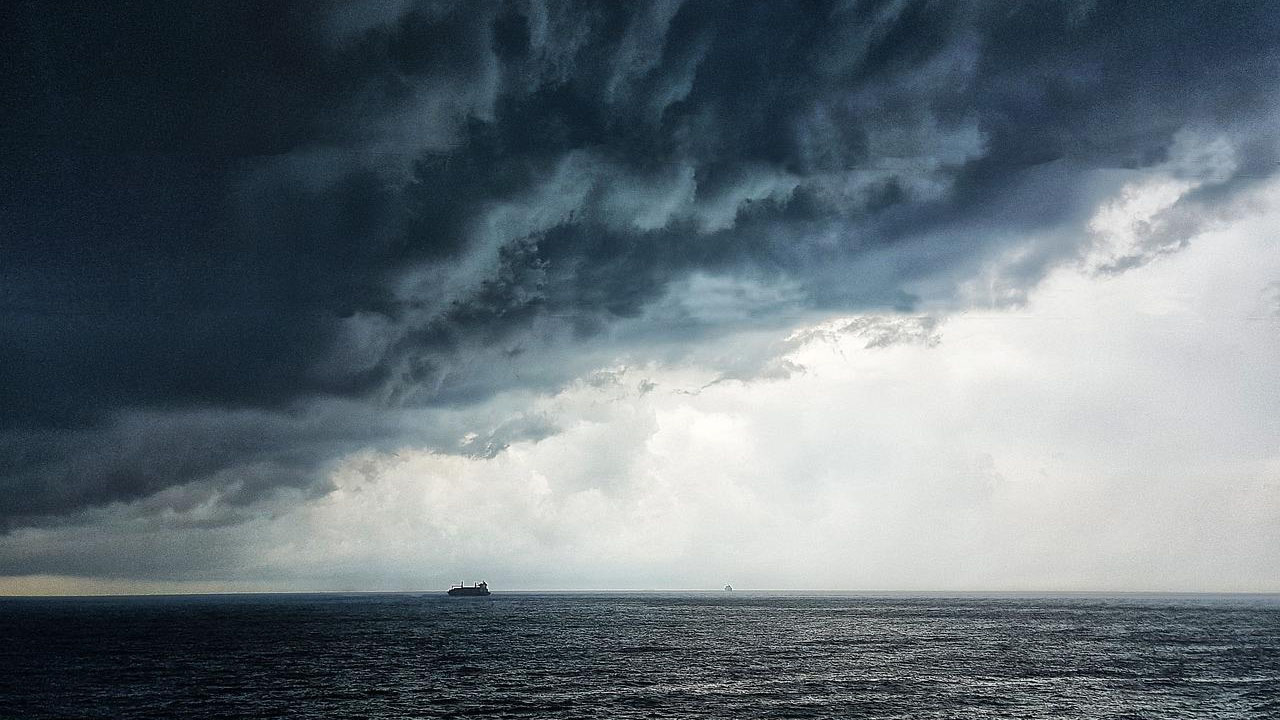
[447,581,490,596]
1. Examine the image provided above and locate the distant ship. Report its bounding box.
[724,584,734,592]
[447,581,490,596]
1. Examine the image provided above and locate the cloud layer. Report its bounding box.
[2,1,1279,588]
[6,176,1278,591]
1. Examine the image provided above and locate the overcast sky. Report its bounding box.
[2,0,1278,594]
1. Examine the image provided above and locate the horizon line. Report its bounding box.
[4,588,1279,599]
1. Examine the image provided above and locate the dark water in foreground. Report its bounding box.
[1,592,1278,718]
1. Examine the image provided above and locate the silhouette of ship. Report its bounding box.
[447,581,490,596]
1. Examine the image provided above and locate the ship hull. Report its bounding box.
[447,587,490,596]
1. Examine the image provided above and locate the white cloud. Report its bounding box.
[1084,130,1240,273]
[234,178,1280,591]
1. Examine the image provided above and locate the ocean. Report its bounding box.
[1,592,1277,718]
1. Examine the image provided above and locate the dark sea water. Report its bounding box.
[1,592,1277,718]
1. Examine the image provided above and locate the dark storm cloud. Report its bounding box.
[3,0,1279,534]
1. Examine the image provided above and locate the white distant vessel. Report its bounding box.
[723,584,734,591]
[447,581,490,596]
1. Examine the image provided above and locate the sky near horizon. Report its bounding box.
[2,1,1279,595]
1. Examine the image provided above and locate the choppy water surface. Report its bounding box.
[1,592,1277,718]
